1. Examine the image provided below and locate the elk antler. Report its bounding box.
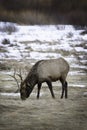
[9,68,20,93]
[16,68,23,82]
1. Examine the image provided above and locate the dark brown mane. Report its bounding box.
[25,60,44,82]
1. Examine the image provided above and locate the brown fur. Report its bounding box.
[20,58,70,100]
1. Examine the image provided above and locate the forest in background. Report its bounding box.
[0,0,87,25]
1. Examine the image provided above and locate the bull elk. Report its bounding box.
[11,58,70,100]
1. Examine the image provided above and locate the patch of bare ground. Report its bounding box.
[0,86,87,130]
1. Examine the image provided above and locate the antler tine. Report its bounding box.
[9,68,20,90]
[17,68,23,82]
[10,75,19,88]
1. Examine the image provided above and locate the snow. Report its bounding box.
[0,22,87,79]
[75,47,87,52]
[0,92,20,97]
[29,51,61,60]
[70,84,86,88]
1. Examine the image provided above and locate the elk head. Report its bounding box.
[9,69,31,100]
[20,81,32,100]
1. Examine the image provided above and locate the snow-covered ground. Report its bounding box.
[0,22,87,88]
[0,22,87,60]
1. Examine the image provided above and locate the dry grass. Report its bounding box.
[0,86,87,130]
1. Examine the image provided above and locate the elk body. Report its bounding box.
[19,58,70,100]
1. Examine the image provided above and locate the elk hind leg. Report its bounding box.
[65,81,68,98]
[60,78,67,99]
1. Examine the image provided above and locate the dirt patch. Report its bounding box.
[0,87,87,130]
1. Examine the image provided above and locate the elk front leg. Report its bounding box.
[37,83,42,99]
[46,80,55,99]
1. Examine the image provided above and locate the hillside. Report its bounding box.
[0,0,87,25]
